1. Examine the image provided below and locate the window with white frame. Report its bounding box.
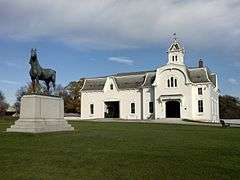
[175,79,177,87]
[131,103,135,114]
[90,104,94,114]
[198,100,203,113]
[110,84,113,90]
[167,77,177,87]
[172,55,178,62]
[171,77,174,87]
[198,87,203,95]
[149,102,154,113]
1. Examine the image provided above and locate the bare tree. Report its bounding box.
[0,91,9,115]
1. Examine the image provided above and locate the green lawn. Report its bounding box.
[0,117,240,180]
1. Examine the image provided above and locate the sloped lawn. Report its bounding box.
[0,117,240,180]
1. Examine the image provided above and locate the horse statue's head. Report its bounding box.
[29,48,37,65]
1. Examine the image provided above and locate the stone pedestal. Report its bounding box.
[7,95,74,133]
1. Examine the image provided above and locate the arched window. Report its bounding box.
[175,55,178,61]
[171,77,174,87]
[172,56,174,61]
[167,79,170,87]
[167,77,177,87]
[110,84,113,90]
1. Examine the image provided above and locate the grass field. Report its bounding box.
[0,117,240,180]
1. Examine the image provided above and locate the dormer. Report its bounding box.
[103,77,118,92]
[167,36,185,65]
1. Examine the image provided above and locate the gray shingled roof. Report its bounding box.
[142,72,156,87]
[81,78,107,91]
[114,70,155,77]
[209,74,217,86]
[187,68,209,83]
[81,70,156,91]
[187,67,216,86]
[81,67,216,91]
[115,75,146,89]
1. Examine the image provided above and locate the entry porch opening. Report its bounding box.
[165,100,181,118]
[104,101,120,118]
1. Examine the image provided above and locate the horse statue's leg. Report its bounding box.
[35,77,40,93]
[52,71,56,91]
[45,80,50,94]
[36,77,39,86]
[31,77,36,93]
[53,81,56,91]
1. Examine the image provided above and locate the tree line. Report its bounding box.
[0,78,85,115]
[0,83,240,119]
[0,91,9,115]
[219,95,240,119]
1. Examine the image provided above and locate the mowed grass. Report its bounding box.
[0,117,240,180]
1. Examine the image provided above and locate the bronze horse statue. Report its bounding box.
[29,48,56,93]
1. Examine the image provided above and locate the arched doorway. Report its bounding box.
[165,101,180,118]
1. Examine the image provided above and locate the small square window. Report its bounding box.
[198,88,203,95]
[110,84,113,90]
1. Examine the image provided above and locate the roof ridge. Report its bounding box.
[85,76,108,80]
[187,67,205,70]
[83,70,156,80]
[114,70,156,77]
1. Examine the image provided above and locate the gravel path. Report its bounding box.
[65,117,240,127]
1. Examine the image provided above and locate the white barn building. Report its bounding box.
[80,38,220,122]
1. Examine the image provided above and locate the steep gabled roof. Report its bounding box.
[209,74,217,87]
[187,67,216,86]
[168,39,185,53]
[81,70,156,91]
[187,68,209,83]
[114,70,155,77]
[81,78,107,91]
[81,66,217,91]
[114,75,146,89]
[142,72,156,87]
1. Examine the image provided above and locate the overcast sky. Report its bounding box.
[0,0,239,104]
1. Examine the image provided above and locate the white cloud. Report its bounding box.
[0,80,20,85]
[234,61,240,67]
[108,57,134,65]
[227,78,239,85]
[0,59,22,69]
[4,61,21,68]
[0,0,239,51]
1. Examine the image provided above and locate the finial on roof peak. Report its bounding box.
[172,33,178,43]
[168,33,185,54]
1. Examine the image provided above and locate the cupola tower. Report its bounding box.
[167,34,185,65]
